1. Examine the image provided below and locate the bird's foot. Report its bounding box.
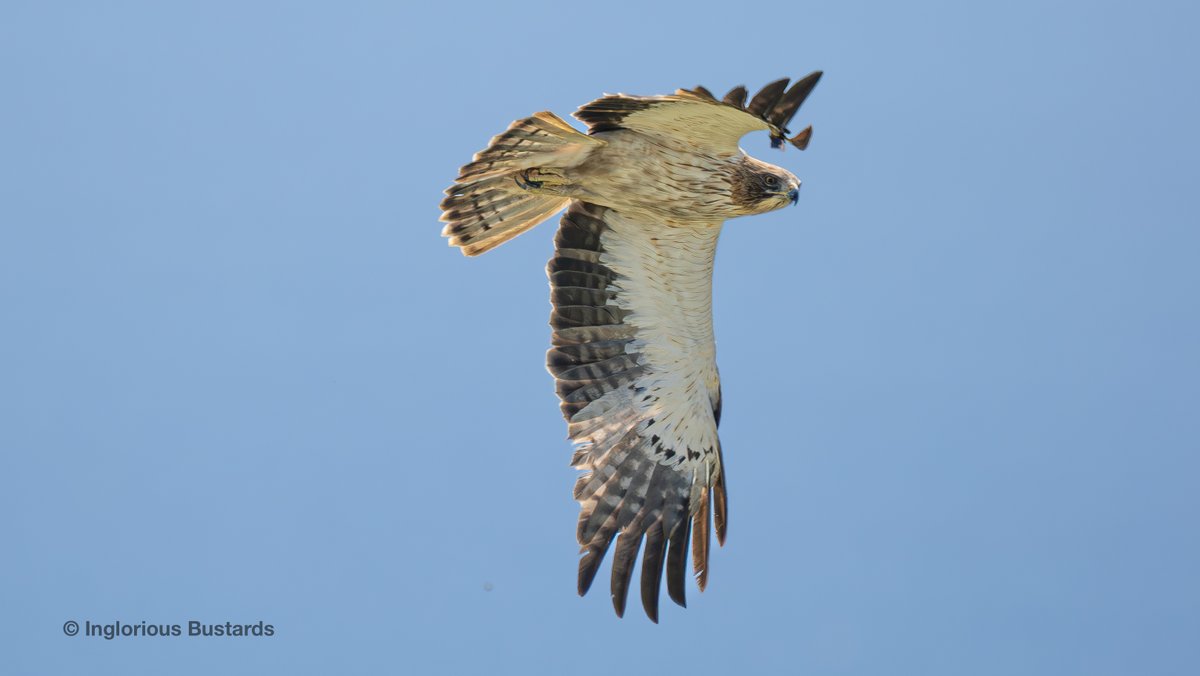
[515,168,567,192]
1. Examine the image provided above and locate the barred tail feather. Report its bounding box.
[442,186,567,256]
[440,112,600,256]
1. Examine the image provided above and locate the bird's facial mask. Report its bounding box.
[729,159,802,215]
[748,169,796,211]
[761,172,801,207]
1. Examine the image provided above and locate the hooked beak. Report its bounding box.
[787,187,799,206]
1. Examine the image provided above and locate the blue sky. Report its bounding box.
[3,1,1197,674]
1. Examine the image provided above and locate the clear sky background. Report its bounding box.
[3,1,1197,674]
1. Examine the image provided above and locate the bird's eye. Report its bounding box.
[764,175,780,189]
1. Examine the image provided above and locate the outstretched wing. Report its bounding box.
[547,201,728,622]
[573,72,822,156]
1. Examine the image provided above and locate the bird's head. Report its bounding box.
[728,156,801,216]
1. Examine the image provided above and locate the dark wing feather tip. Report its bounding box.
[722,85,748,107]
[767,71,824,131]
[664,520,690,608]
[788,125,814,151]
[640,525,667,623]
[745,77,790,118]
[701,71,822,150]
[609,530,643,618]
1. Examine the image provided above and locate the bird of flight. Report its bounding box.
[440,72,823,622]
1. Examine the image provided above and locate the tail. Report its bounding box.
[440,112,601,256]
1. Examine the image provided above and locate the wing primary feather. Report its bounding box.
[722,85,748,108]
[768,70,823,131]
[745,78,790,118]
[578,530,616,596]
[690,85,716,100]
[640,524,667,623]
[713,469,728,546]
[576,436,645,541]
[788,125,814,151]
[692,487,712,590]
[665,518,690,608]
[610,531,643,618]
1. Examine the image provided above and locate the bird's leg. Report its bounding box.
[515,168,571,196]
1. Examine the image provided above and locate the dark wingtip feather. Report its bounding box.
[719,73,822,151]
[788,125,813,151]
[745,77,790,118]
[665,520,689,608]
[722,85,748,107]
[691,85,716,100]
[714,479,728,546]
[640,527,667,623]
[578,536,614,597]
[609,531,641,618]
[692,488,712,591]
[767,70,823,131]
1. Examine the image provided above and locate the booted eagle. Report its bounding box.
[440,73,823,622]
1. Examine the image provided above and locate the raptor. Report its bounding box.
[440,72,823,621]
